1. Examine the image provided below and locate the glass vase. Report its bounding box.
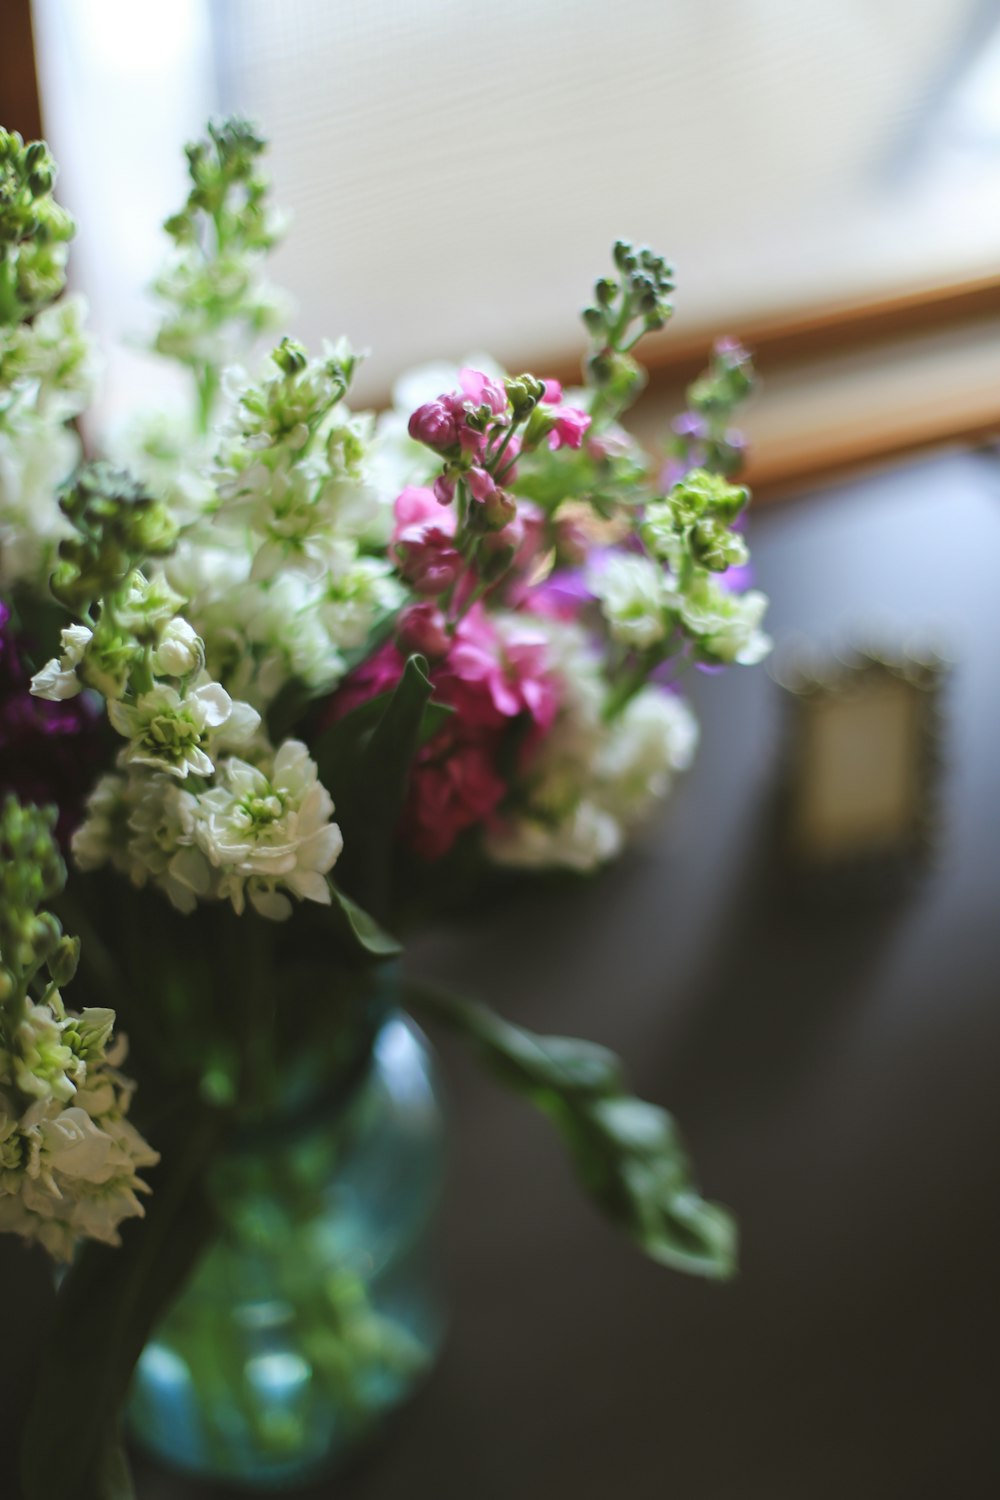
[127,1011,447,1490]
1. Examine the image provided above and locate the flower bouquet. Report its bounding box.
[0,120,769,1496]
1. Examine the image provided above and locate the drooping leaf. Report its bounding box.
[408,981,737,1280]
[325,880,403,958]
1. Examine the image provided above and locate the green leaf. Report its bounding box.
[325,881,403,958]
[408,981,737,1281]
[320,654,434,918]
[20,1101,224,1500]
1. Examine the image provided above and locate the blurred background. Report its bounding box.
[3,3,1000,1496]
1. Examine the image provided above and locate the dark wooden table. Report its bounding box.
[7,448,1000,1498]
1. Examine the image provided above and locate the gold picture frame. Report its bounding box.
[775,646,948,896]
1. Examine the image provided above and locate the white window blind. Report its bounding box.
[31,0,1000,414]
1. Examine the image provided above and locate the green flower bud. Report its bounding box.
[30,912,62,964]
[481,487,517,532]
[504,373,545,418]
[670,469,749,525]
[48,936,81,989]
[67,1007,115,1063]
[272,336,308,375]
[523,403,557,448]
[464,405,491,434]
[689,518,749,572]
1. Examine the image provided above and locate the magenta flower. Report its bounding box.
[442,608,559,734]
[547,404,591,451]
[466,466,497,503]
[408,398,462,452]
[397,602,450,661]
[459,367,507,416]
[323,604,562,862]
[402,738,507,861]
[391,486,462,596]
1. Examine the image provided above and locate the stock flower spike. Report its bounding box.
[0,120,769,1498]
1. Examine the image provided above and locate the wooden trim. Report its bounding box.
[640,272,1000,383]
[0,0,43,143]
[747,412,1000,505]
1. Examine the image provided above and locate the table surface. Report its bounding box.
[6,448,1000,1499]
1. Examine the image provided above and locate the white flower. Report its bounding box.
[151,617,204,678]
[595,688,699,823]
[487,801,623,873]
[679,579,772,665]
[29,624,92,701]
[320,556,404,651]
[0,1027,158,1263]
[192,740,343,919]
[590,553,675,649]
[72,773,132,873]
[125,773,212,913]
[108,680,259,779]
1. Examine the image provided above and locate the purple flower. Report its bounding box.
[0,598,104,845]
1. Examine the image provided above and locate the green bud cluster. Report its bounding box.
[165,117,278,256]
[581,242,674,424]
[154,116,287,431]
[504,372,545,418]
[642,468,749,574]
[0,129,75,325]
[0,798,66,988]
[687,338,754,415]
[51,462,178,614]
[666,340,756,480]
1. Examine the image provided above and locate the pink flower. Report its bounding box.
[459,367,508,416]
[391,486,461,596]
[408,398,461,452]
[322,603,563,862]
[547,404,591,451]
[466,466,497,503]
[433,473,456,506]
[403,738,507,861]
[441,608,559,733]
[392,486,455,540]
[542,378,563,403]
[397,602,450,661]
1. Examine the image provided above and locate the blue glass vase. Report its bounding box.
[127,1012,447,1490]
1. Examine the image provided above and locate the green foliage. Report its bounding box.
[314,654,437,919]
[20,1099,224,1500]
[0,129,74,324]
[51,462,178,616]
[153,116,286,430]
[0,797,68,1008]
[582,240,675,422]
[410,982,737,1280]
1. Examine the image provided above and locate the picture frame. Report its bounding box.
[775,645,948,897]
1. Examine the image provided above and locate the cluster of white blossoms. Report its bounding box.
[0,1000,159,1261]
[486,614,699,872]
[0,797,158,1262]
[74,738,343,920]
[588,550,771,667]
[137,340,403,713]
[0,293,100,590]
[31,562,345,921]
